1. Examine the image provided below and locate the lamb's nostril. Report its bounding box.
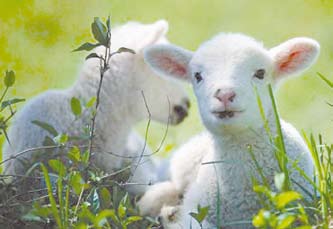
[228,92,236,102]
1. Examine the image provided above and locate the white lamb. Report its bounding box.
[139,33,319,228]
[2,20,190,195]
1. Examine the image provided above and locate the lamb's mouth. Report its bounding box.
[212,110,243,119]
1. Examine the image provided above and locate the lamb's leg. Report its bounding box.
[138,133,211,217]
[137,181,181,216]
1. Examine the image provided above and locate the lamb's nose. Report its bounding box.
[174,105,188,118]
[214,89,236,105]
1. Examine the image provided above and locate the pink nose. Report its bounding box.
[214,90,236,106]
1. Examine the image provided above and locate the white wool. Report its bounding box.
[2,20,190,195]
[139,33,319,227]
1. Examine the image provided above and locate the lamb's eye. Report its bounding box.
[194,72,203,83]
[254,69,265,80]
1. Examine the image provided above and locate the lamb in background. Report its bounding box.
[2,20,190,195]
[139,33,319,228]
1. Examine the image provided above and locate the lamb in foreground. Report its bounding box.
[2,20,190,195]
[138,33,319,228]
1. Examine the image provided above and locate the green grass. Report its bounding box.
[1,1,333,228]
[1,0,333,151]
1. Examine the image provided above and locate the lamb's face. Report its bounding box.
[110,20,190,125]
[144,33,320,134]
[189,35,274,132]
[136,54,190,125]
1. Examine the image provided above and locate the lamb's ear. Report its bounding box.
[269,37,320,81]
[144,44,193,82]
[140,20,169,49]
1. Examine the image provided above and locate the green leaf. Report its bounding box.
[73,42,100,52]
[4,70,15,87]
[68,146,81,163]
[82,150,90,165]
[48,159,66,176]
[100,187,111,208]
[106,16,111,31]
[293,226,312,229]
[85,53,102,60]
[21,212,44,222]
[30,202,52,218]
[91,17,108,46]
[252,209,272,227]
[253,185,275,199]
[53,134,68,145]
[71,97,82,116]
[124,216,142,226]
[49,159,66,177]
[277,215,296,229]
[115,47,135,55]
[89,188,100,214]
[274,191,302,209]
[40,164,62,227]
[32,120,58,137]
[274,173,285,192]
[1,98,25,109]
[86,96,96,108]
[317,72,333,88]
[95,209,117,227]
[117,202,126,219]
[189,204,209,225]
[69,171,85,195]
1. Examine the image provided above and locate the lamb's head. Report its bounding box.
[143,33,319,134]
[111,20,190,125]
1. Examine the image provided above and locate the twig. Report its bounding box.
[128,91,151,181]
[0,87,9,104]
[74,187,85,215]
[0,144,88,166]
[0,145,62,166]
[100,165,131,180]
[5,188,48,204]
[127,94,171,183]
[95,97,170,162]
[88,54,107,156]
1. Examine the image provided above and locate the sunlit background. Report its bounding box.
[1,0,333,158]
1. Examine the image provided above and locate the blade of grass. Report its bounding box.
[40,163,62,228]
[268,84,291,190]
[247,145,269,187]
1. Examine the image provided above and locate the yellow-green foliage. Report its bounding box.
[0,0,333,155]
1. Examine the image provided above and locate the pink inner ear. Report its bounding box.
[158,56,187,77]
[279,51,301,71]
[276,45,313,75]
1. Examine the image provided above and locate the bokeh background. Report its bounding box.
[1,0,333,157]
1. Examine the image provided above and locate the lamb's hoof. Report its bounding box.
[160,205,181,224]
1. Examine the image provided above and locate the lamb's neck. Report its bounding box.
[211,113,278,162]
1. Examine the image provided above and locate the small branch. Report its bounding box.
[100,165,131,180]
[128,91,151,181]
[74,187,85,215]
[0,144,88,166]
[88,57,107,155]
[5,188,48,204]
[0,87,8,104]
[127,94,171,183]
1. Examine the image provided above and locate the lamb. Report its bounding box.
[2,20,190,195]
[138,33,319,228]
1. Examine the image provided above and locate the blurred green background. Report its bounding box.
[1,0,333,157]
